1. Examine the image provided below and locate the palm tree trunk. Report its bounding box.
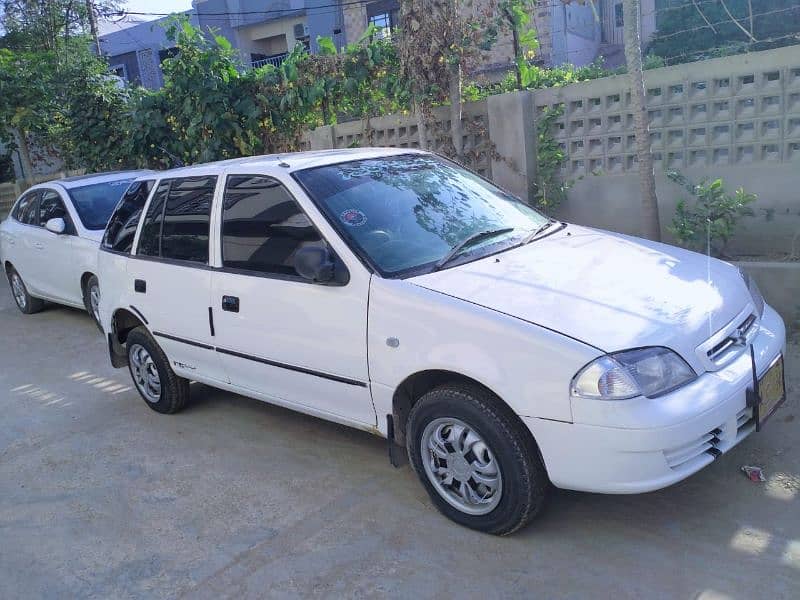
[447,0,463,160]
[448,63,463,159]
[623,0,661,241]
[414,98,428,150]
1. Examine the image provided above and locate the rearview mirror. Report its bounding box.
[45,217,66,234]
[295,246,348,285]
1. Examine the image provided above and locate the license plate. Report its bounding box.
[757,355,786,428]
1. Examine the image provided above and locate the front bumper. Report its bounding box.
[524,305,787,494]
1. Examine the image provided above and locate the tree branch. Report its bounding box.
[719,0,757,43]
[691,0,716,34]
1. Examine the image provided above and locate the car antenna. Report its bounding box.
[277,155,290,168]
[158,146,185,168]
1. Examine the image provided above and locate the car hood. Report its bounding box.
[409,225,750,366]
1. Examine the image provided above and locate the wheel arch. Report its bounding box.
[391,370,534,448]
[80,271,96,294]
[107,307,146,368]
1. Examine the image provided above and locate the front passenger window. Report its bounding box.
[39,191,69,228]
[103,180,154,253]
[221,175,325,277]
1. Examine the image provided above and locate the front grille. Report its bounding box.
[706,314,758,367]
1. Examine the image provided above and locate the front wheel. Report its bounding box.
[407,383,549,535]
[6,267,44,315]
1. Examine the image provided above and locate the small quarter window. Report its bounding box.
[137,180,169,257]
[161,176,216,263]
[221,175,325,277]
[103,180,154,253]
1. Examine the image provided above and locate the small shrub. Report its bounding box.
[667,170,756,257]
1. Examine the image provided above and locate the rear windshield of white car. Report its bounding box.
[67,179,136,230]
[293,154,549,278]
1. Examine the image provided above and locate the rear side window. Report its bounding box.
[102,180,154,253]
[221,175,324,277]
[137,176,216,264]
[13,191,40,225]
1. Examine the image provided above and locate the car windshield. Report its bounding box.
[67,179,136,230]
[294,154,550,277]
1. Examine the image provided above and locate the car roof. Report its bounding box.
[147,148,427,180]
[54,170,157,189]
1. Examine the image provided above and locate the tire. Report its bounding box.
[406,383,549,535]
[126,326,190,414]
[83,274,102,331]
[6,266,44,315]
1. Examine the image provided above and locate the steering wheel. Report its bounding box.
[363,229,392,246]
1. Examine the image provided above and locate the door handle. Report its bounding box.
[134,279,146,293]
[33,242,44,250]
[222,295,239,313]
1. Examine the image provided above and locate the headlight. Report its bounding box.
[740,270,765,318]
[571,347,697,400]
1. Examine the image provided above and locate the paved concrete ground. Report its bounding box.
[0,280,798,600]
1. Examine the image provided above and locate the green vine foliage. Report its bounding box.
[60,17,404,170]
[666,170,757,257]
[532,104,569,212]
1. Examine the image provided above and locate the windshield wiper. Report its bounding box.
[520,219,557,245]
[434,227,515,271]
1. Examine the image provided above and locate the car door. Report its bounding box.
[128,175,227,383]
[210,173,375,426]
[2,190,40,280]
[26,189,82,303]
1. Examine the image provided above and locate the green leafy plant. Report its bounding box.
[532,104,569,212]
[667,170,757,257]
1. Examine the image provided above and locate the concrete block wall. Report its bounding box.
[529,45,800,257]
[0,183,18,216]
[307,99,493,178]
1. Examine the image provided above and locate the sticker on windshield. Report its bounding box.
[340,208,367,227]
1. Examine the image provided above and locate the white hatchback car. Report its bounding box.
[98,149,786,534]
[0,171,153,326]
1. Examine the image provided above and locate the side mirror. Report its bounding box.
[295,246,335,283]
[45,217,66,234]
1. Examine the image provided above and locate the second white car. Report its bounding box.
[0,170,153,327]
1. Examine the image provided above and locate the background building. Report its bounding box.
[100,1,657,89]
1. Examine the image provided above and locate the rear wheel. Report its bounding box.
[407,383,549,535]
[83,275,102,330]
[126,327,189,414]
[6,267,44,315]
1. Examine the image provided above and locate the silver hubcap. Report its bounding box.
[89,284,100,322]
[129,344,161,403]
[10,273,26,309]
[421,418,503,515]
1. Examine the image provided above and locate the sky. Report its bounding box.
[99,0,194,33]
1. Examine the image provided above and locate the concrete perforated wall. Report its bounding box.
[531,46,800,256]
[308,100,493,178]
